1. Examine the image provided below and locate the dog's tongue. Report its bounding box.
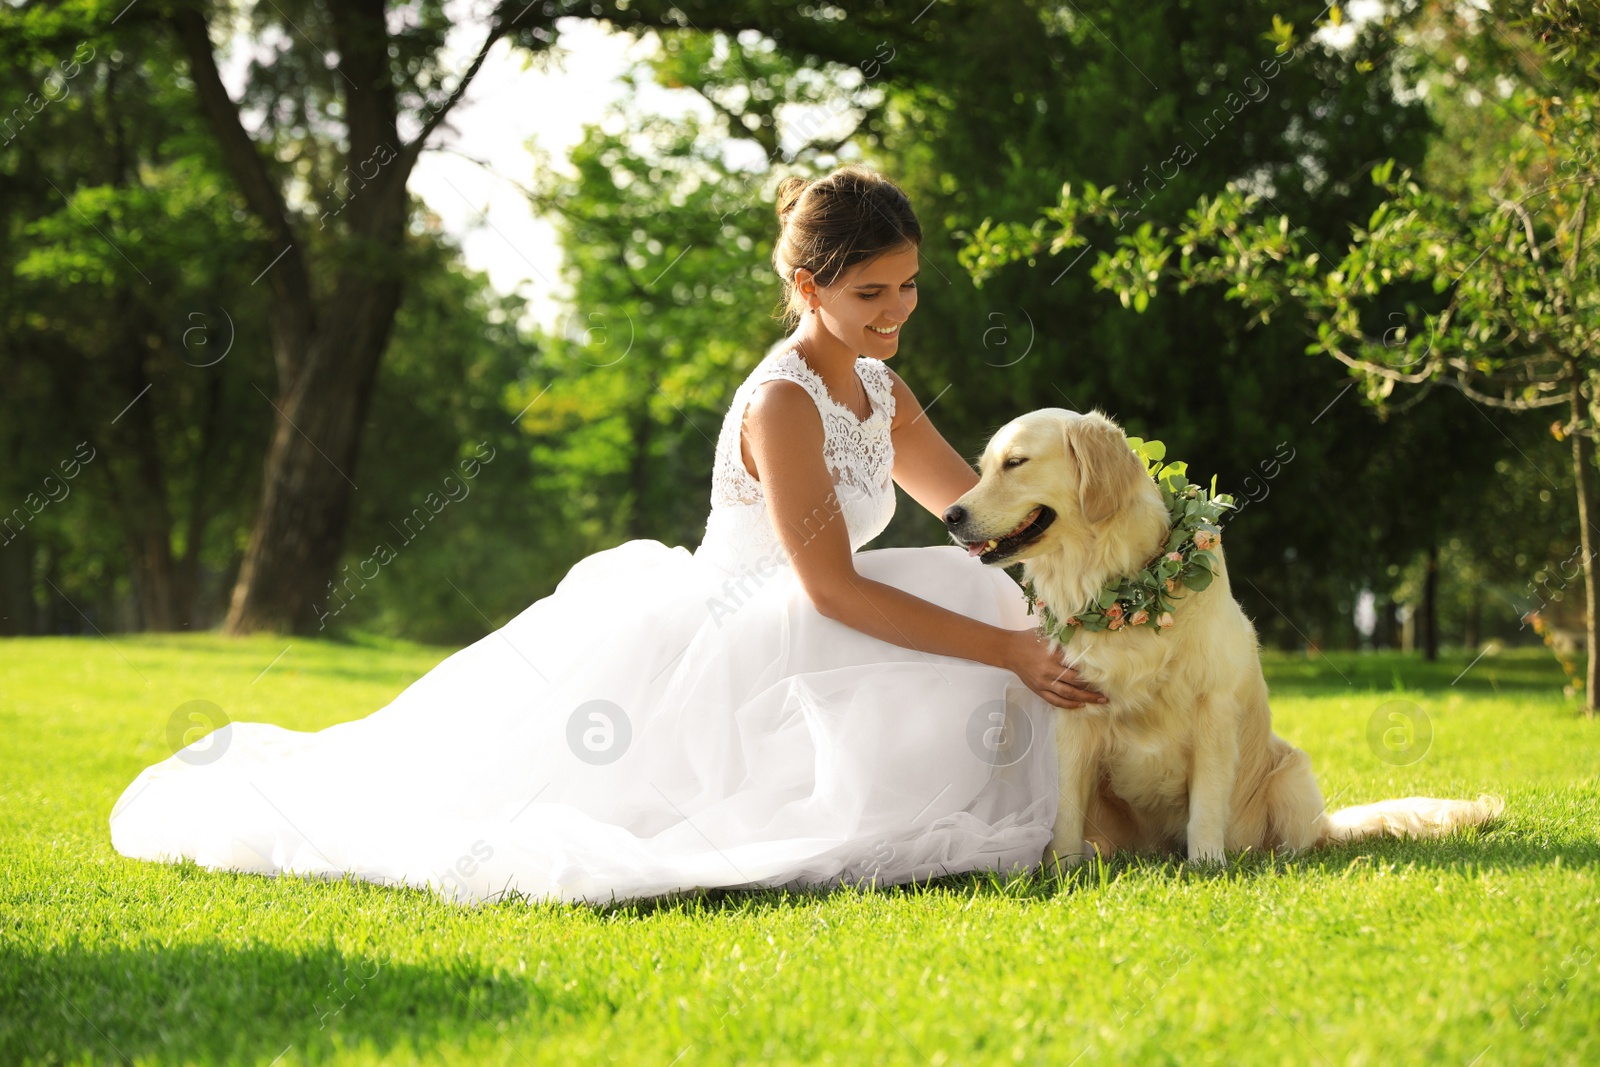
[966,540,989,557]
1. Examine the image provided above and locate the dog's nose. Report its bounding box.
[943,504,966,528]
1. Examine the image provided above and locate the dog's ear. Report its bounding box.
[1063,412,1145,526]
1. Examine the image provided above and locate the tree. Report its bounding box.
[152,0,943,634]
[1,10,272,632]
[959,2,1600,708]
[158,0,527,634]
[872,0,1502,652]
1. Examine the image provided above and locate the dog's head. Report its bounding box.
[945,408,1158,566]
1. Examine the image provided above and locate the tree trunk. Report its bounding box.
[1464,586,1480,650]
[171,368,229,628]
[121,339,181,631]
[1380,595,1399,650]
[223,265,405,633]
[172,2,468,634]
[40,541,65,633]
[0,423,36,634]
[1421,544,1439,662]
[0,527,36,635]
[1571,382,1598,716]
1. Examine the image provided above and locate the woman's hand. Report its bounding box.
[1002,628,1108,710]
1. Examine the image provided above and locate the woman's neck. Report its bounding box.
[788,321,858,381]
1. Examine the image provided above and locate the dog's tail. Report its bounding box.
[1320,794,1504,844]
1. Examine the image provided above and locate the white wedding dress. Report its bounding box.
[109,338,1058,906]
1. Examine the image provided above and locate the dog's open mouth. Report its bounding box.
[962,505,1056,564]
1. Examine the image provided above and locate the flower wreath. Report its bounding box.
[1019,438,1235,637]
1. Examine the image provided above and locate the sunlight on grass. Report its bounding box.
[2,636,1595,1065]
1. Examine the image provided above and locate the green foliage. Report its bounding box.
[513,107,777,552]
[962,6,1598,421]
[0,4,557,639]
[958,1,1597,648]
[880,0,1492,649]
[0,11,274,631]
[4,0,1582,647]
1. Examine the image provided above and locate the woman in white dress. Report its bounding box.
[109,165,1106,906]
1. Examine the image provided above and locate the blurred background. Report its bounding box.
[1,0,1592,678]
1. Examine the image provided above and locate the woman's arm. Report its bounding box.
[885,366,981,520]
[742,379,1104,709]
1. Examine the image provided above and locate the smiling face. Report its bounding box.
[794,242,919,357]
[946,409,1151,565]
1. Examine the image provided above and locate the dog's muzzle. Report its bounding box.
[944,504,1057,564]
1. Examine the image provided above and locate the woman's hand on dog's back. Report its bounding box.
[1003,629,1108,709]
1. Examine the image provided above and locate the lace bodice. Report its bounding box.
[694,339,897,577]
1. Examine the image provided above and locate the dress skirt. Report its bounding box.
[109,541,1058,906]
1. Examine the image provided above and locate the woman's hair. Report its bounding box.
[771,165,921,326]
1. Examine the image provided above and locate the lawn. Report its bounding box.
[2,635,1596,1065]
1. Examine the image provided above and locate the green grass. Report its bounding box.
[2,635,1596,1065]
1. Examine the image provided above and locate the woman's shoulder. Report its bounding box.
[744,371,821,429]
[747,340,822,395]
[735,343,814,416]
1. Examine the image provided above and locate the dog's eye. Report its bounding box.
[1003,456,1028,470]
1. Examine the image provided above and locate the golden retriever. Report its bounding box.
[945,408,1502,866]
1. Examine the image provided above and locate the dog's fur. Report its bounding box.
[947,408,1502,865]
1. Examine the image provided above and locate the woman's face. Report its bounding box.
[798,242,920,357]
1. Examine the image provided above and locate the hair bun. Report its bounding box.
[769,165,921,327]
[775,176,811,225]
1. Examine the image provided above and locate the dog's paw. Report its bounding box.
[1185,843,1228,867]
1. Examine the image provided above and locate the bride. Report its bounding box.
[110,165,1107,906]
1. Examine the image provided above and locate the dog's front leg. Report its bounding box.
[1048,714,1099,867]
[1186,700,1238,864]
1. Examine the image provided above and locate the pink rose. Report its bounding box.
[1108,617,1123,631]
[1130,609,1149,626]
[1165,551,1182,562]
[1064,615,1079,626]
[1157,612,1174,629]
[1165,578,1178,593]
[1106,603,1124,619]
[1194,530,1218,551]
